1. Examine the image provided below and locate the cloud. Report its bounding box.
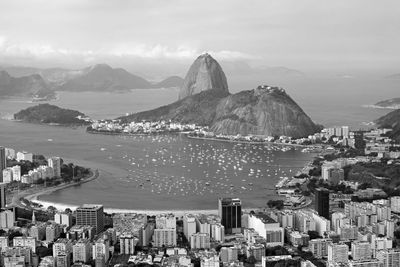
[108,44,257,61]
[207,50,257,61]
[0,37,256,65]
[109,44,198,59]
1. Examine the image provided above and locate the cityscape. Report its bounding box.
[1,122,400,267]
[1,1,400,267]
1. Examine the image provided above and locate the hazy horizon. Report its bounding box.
[1,0,399,79]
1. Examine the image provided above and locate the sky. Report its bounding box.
[0,0,399,76]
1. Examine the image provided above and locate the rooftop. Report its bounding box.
[253,213,276,224]
[219,198,241,205]
[77,204,103,210]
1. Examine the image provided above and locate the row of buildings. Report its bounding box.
[89,120,199,135]
[0,146,62,183]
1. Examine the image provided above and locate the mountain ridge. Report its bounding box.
[0,70,54,98]
[0,64,184,93]
[375,109,400,142]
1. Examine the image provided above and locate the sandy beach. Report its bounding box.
[11,168,99,210]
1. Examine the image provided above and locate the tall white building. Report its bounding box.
[156,213,176,229]
[54,213,73,227]
[210,223,224,242]
[201,256,219,267]
[119,235,138,255]
[16,152,33,162]
[183,214,196,240]
[327,243,348,264]
[11,166,21,181]
[153,228,176,247]
[48,157,61,178]
[92,238,109,263]
[348,259,382,267]
[73,239,92,263]
[2,168,13,183]
[342,126,350,138]
[309,239,332,258]
[0,210,15,229]
[195,216,211,236]
[311,212,331,236]
[351,241,371,261]
[190,233,210,249]
[13,236,36,253]
[0,236,9,249]
[247,213,284,247]
[376,249,400,267]
[46,223,62,242]
[53,239,73,257]
[220,247,239,263]
[390,197,400,213]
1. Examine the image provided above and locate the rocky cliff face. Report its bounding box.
[211,86,320,138]
[178,53,229,99]
[375,109,400,141]
[120,85,319,138]
[119,54,320,138]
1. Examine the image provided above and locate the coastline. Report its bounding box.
[185,134,307,147]
[11,169,99,211]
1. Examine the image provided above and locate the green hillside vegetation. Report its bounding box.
[14,104,89,125]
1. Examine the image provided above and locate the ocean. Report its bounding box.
[0,76,397,210]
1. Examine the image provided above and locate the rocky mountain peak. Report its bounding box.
[178,53,229,100]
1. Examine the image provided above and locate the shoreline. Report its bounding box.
[27,199,264,216]
[14,168,268,216]
[185,134,308,147]
[11,169,99,211]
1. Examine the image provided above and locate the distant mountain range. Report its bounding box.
[120,54,321,138]
[57,64,153,92]
[0,64,183,97]
[0,70,54,98]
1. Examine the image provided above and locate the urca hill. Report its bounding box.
[120,54,320,138]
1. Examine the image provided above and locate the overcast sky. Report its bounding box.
[0,0,399,75]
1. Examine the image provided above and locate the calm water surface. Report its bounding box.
[0,77,397,210]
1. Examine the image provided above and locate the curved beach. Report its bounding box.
[11,169,99,210]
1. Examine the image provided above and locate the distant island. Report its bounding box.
[371,97,400,109]
[14,104,91,126]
